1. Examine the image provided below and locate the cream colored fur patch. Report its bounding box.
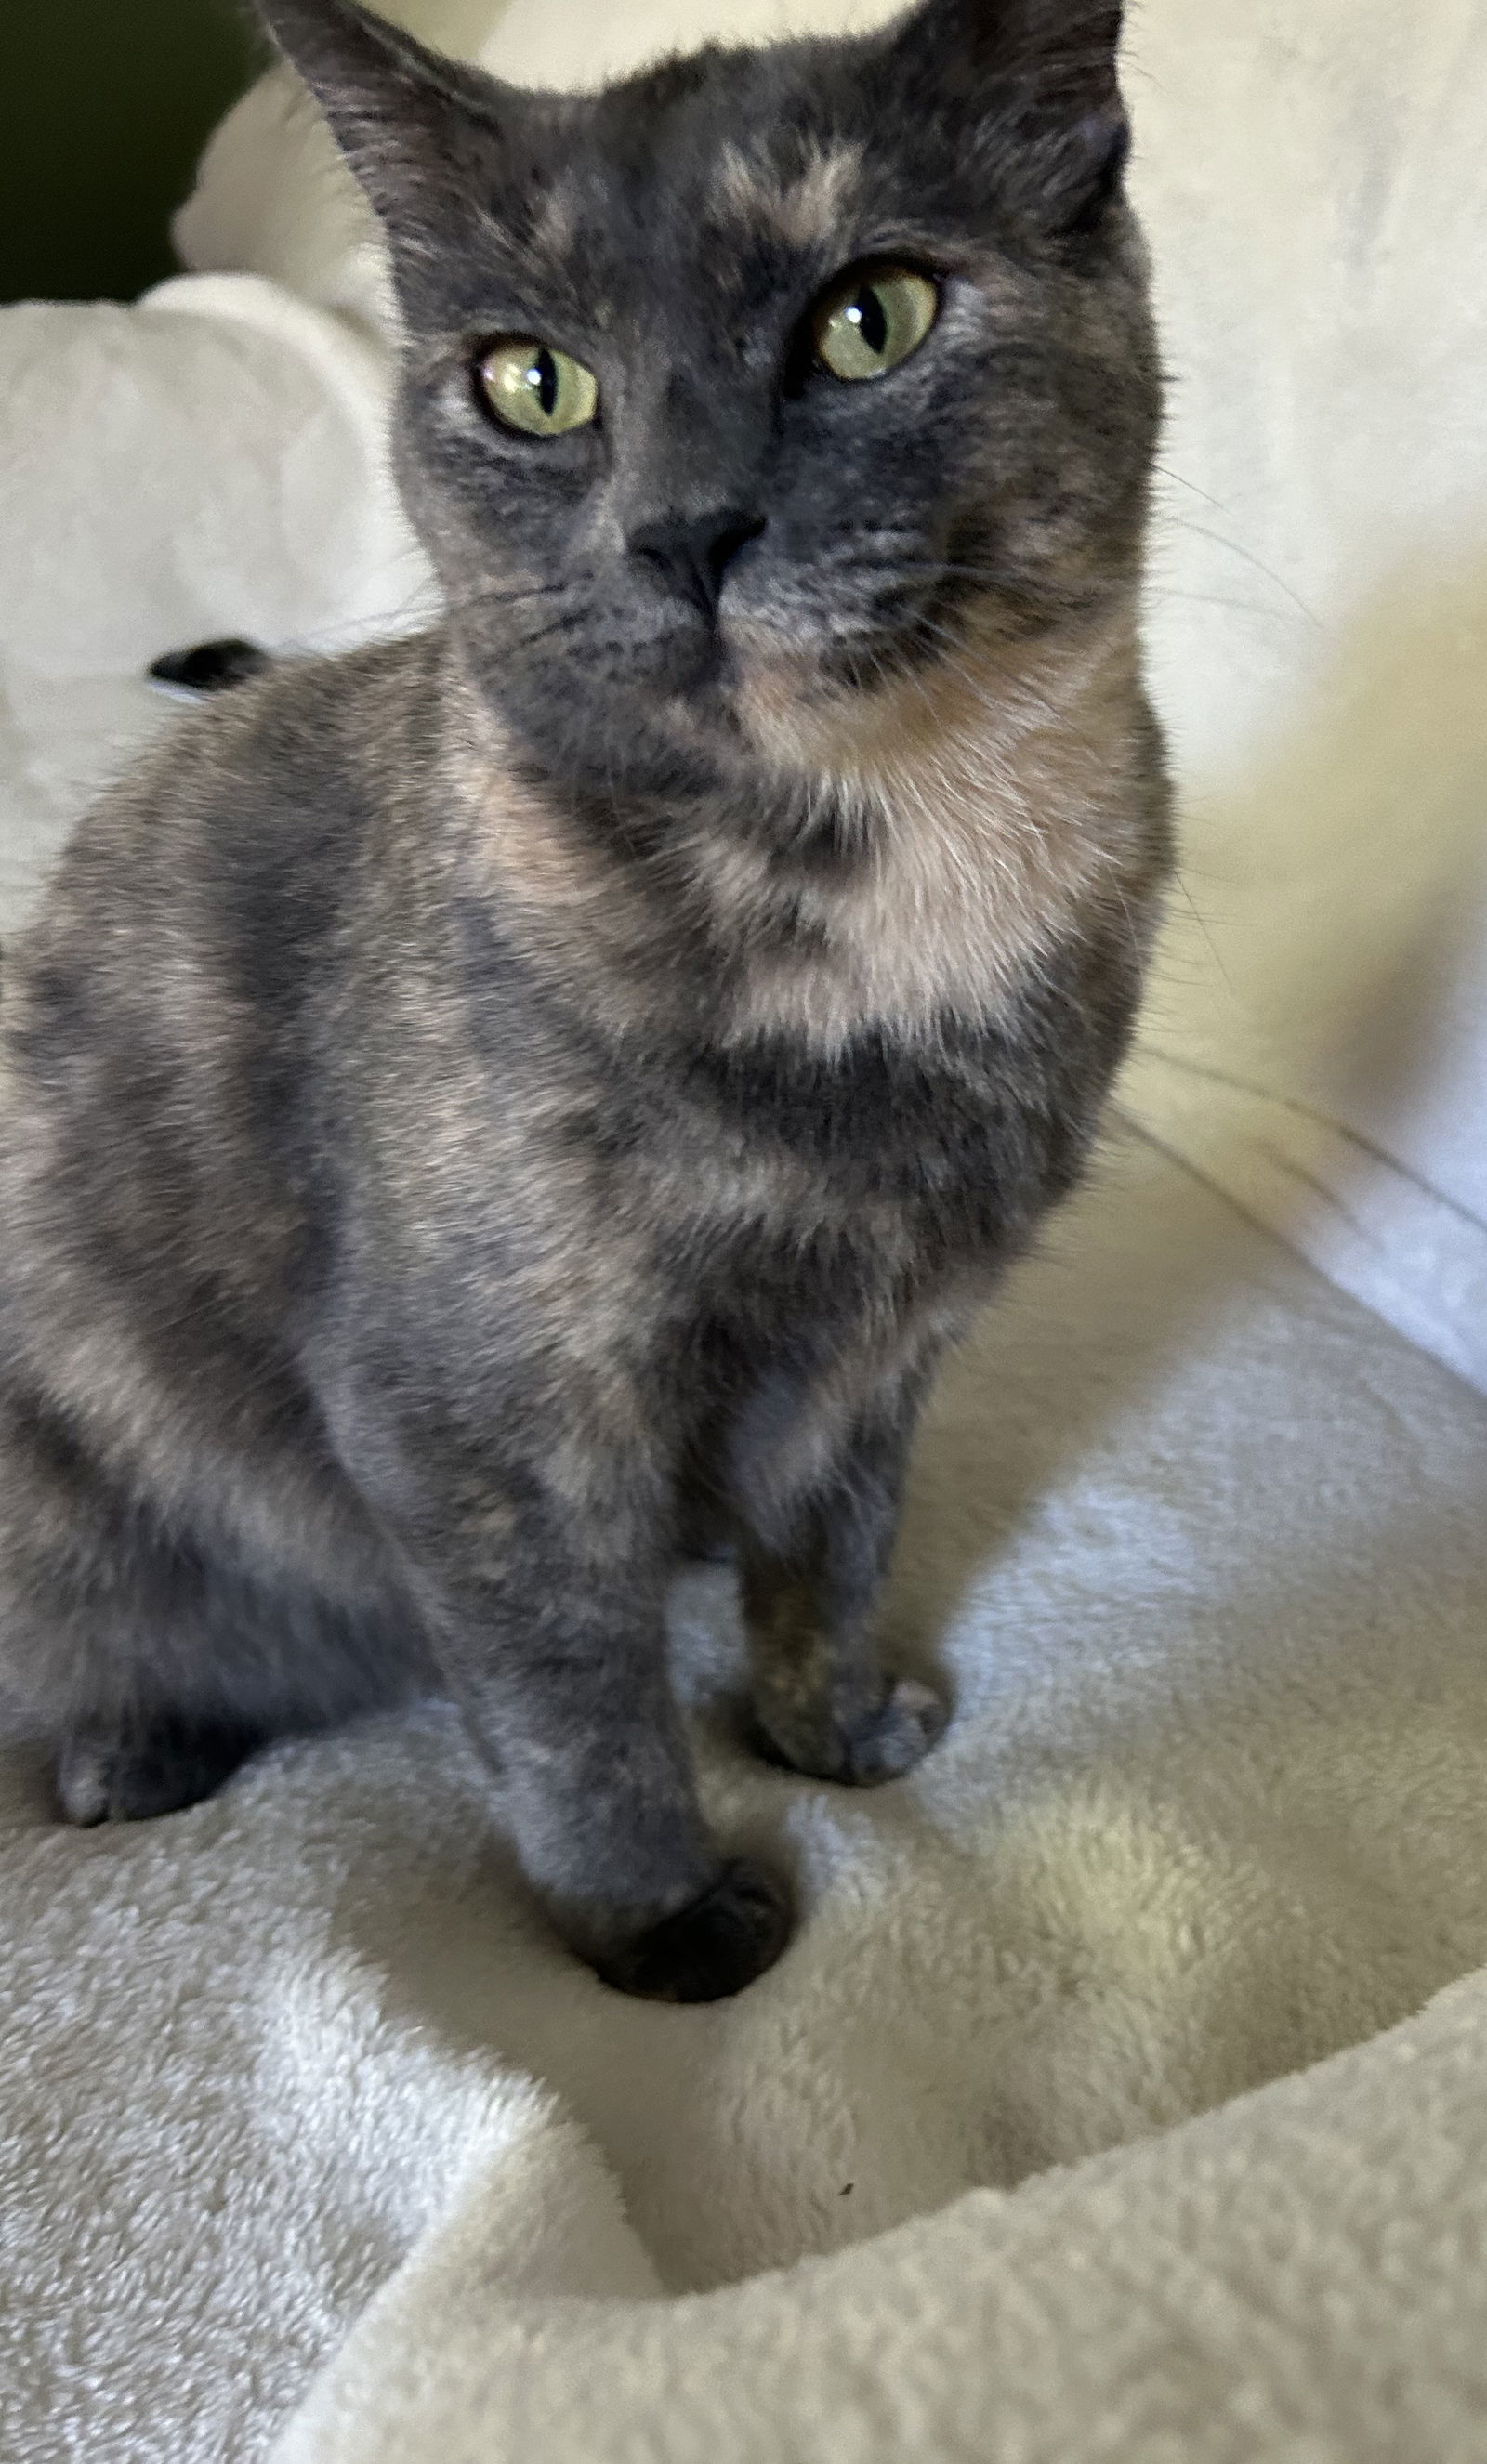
[722,596,1151,1050]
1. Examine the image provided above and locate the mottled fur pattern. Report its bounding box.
[0,0,1169,1998]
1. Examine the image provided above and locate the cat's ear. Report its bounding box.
[252,0,522,231]
[888,0,1129,235]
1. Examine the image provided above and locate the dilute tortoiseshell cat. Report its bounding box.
[0,0,1169,1999]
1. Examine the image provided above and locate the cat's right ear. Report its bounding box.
[252,0,521,234]
[885,0,1130,236]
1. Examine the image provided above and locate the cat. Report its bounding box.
[0,0,1169,2000]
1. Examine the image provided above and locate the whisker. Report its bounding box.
[257,570,598,666]
[1150,518,1323,626]
[1151,462,1232,515]
[507,608,594,655]
[801,550,1310,636]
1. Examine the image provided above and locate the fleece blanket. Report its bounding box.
[3,0,1487,2457]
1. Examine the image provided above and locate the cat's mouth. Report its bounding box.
[660,623,729,697]
[501,556,999,749]
[718,578,974,709]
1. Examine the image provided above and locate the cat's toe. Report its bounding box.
[56,1738,115,1827]
[55,1719,261,1825]
[754,1675,949,1786]
[592,1856,794,2002]
[841,1677,948,1783]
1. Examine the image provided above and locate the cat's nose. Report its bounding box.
[627,508,765,620]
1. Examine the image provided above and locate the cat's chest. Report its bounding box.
[645,1024,1048,1278]
[707,600,1157,1055]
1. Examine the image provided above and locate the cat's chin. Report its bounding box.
[652,629,726,698]
[577,623,725,713]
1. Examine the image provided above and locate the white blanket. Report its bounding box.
[3,1,1487,2457]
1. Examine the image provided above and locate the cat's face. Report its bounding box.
[261,0,1159,799]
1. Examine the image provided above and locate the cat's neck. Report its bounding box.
[439,591,1162,1059]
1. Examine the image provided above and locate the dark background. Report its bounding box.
[0,0,260,305]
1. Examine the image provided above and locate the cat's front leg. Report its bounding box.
[351,1406,792,2000]
[731,1376,948,1788]
[427,1552,792,2000]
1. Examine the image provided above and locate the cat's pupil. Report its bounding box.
[529,348,559,417]
[847,286,888,357]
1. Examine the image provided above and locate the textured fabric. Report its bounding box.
[3,1,1487,2457]
[274,1969,1487,2464]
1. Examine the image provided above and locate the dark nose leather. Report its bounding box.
[627,507,765,619]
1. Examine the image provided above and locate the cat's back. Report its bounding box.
[1,631,449,1119]
[0,632,448,1324]
[11,631,439,992]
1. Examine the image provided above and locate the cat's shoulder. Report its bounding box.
[146,628,446,807]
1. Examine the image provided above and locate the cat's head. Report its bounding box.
[257,0,1159,802]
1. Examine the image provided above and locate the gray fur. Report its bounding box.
[0,0,1169,1999]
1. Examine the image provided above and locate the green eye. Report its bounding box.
[477,336,599,437]
[811,264,939,383]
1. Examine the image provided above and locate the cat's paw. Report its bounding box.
[755,1676,949,1787]
[591,1856,794,2002]
[56,1718,261,1825]
[839,1677,948,1783]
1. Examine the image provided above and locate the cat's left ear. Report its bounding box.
[887,0,1130,236]
[252,0,526,235]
